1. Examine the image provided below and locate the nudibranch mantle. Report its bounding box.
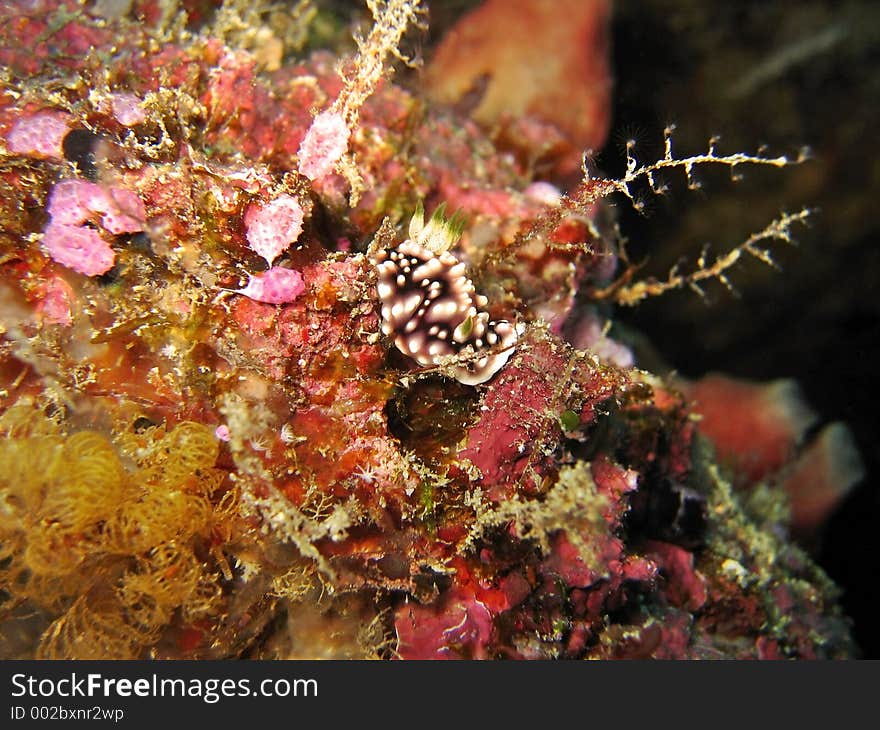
[372,206,519,385]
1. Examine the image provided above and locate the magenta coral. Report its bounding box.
[34,275,74,326]
[235,266,306,304]
[244,195,305,265]
[41,179,144,276]
[100,187,146,234]
[47,180,106,226]
[109,92,145,127]
[396,587,495,659]
[297,110,350,181]
[47,179,145,234]
[41,221,115,277]
[523,180,563,206]
[5,111,70,159]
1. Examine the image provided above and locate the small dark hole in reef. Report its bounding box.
[95,264,122,286]
[384,375,479,458]
[377,553,410,581]
[412,565,453,598]
[133,416,160,432]
[120,230,152,254]
[308,194,361,252]
[62,129,101,181]
[236,605,290,660]
[625,477,707,551]
[43,399,67,422]
[384,389,409,437]
[603,582,656,625]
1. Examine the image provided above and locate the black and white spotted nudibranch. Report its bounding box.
[372,206,519,385]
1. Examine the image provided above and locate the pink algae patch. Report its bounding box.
[41,179,145,276]
[110,92,146,126]
[244,195,305,265]
[235,266,305,305]
[101,187,146,234]
[683,374,818,483]
[395,561,504,659]
[48,179,145,234]
[34,275,75,326]
[48,180,107,226]
[645,540,708,611]
[297,110,350,181]
[5,111,70,159]
[42,222,115,277]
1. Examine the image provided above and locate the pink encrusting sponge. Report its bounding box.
[234,266,306,304]
[244,195,305,265]
[5,111,71,160]
[41,223,116,278]
[297,110,350,181]
[41,179,146,276]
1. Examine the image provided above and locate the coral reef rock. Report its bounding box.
[0,0,855,659]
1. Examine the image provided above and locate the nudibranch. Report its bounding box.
[372,206,519,385]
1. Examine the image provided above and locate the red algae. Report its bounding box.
[0,0,858,660]
[426,0,612,182]
[681,373,818,483]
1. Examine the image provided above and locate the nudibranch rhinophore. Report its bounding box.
[372,207,518,385]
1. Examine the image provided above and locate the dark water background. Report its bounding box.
[602,0,880,658]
